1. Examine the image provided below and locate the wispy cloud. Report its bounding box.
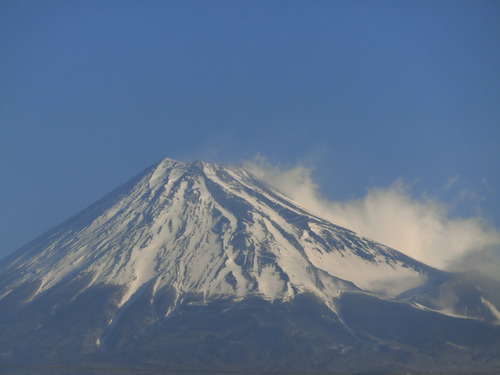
[443,174,460,191]
[245,158,500,276]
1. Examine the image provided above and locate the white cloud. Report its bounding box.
[244,158,500,273]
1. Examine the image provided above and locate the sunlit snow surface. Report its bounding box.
[0,159,432,310]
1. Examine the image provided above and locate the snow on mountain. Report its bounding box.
[0,158,437,312]
[2,158,500,373]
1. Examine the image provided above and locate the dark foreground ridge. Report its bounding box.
[2,363,500,375]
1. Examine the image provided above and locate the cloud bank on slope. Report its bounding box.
[244,159,500,276]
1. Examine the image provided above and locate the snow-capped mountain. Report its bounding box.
[0,158,438,307]
[1,158,499,373]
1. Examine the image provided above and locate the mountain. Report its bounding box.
[1,158,499,374]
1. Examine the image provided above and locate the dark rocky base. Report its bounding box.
[1,281,500,375]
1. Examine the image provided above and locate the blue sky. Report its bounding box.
[1,1,499,259]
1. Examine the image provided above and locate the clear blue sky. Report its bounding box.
[1,0,499,258]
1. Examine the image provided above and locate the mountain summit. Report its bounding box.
[1,158,499,373]
[1,158,437,307]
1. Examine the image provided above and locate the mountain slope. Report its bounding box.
[1,158,499,373]
[0,159,439,307]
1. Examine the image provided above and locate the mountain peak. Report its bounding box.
[1,158,436,312]
[2,158,500,372]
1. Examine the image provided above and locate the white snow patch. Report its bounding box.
[481,297,500,323]
[258,265,285,300]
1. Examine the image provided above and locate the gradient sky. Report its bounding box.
[1,0,499,259]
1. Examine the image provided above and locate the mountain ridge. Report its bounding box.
[0,158,441,310]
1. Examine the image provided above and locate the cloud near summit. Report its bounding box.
[244,159,500,276]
